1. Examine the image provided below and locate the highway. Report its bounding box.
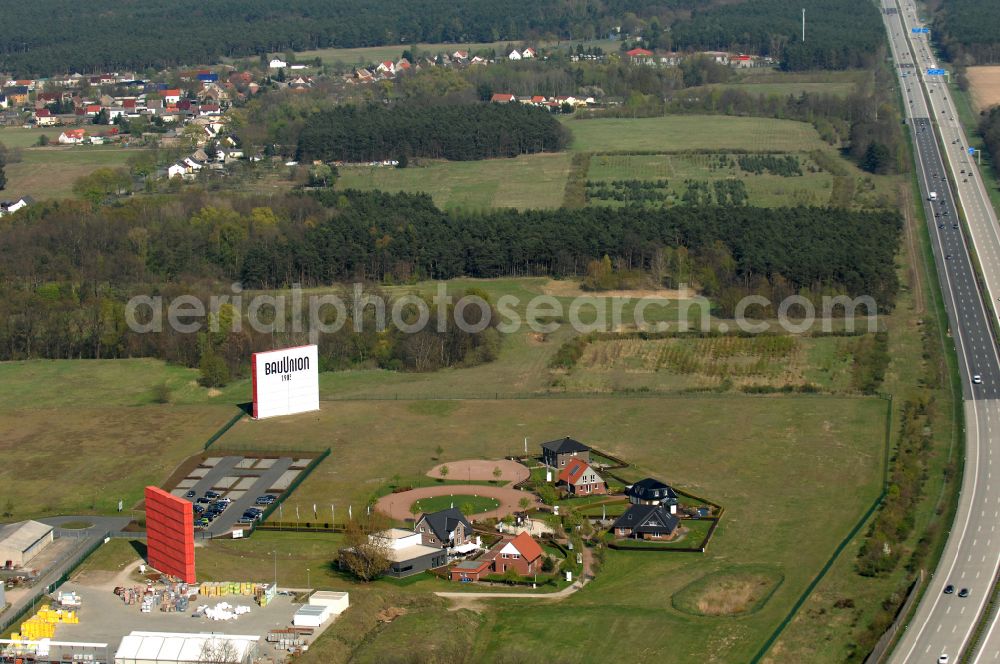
[881,1,1000,662]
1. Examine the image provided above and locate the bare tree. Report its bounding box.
[338,511,392,582]
[199,638,242,663]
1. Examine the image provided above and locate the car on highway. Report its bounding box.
[946,254,952,260]
[944,585,954,594]
[959,588,970,597]
[938,655,949,664]
[938,224,945,229]
[952,224,959,230]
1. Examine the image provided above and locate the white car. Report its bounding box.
[973,374,983,385]
[939,655,949,664]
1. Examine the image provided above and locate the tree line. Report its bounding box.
[295,102,569,162]
[933,0,1000,66]
[0,189,901,352]
[669,0,884,71]
[2,0,889,76]
[0,0,704,76]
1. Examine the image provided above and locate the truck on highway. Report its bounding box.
[928,191,937,201]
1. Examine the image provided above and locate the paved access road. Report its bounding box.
[880,1,1000,662]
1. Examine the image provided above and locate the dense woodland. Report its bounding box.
[668,0,884,71]
[0,189,900,370]
[3,0,883,75]
[0,0,700,75]
[933,0,1000,65]
[978,106,1000,169]
[296,103,568,162]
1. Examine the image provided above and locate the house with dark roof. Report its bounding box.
[541,437,591,469]
[612,504,679,540]
[557,458,606,496]
[625,478,679,513]
[414,508,474,550]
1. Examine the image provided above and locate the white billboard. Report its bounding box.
[251,344,320,419]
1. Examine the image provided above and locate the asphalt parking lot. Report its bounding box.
[169,456,310,536]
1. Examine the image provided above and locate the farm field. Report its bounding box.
[333,114,877,210]
[965,65,1000,112]
[336,152,572,210]
[698,68,868,98]
[207,394,887,663]
[565,115,830,153]
[4,146,138,200]
[586,152,834,207]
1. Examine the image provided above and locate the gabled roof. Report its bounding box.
[0,520,53,552]
[625,477,678,503]
[626,48,654,57]
[558,458,598,485]
[490,93,515,102]
[541,437,590,455]
[507,532,543,562]
[612,504,679,535]
[417,508,472,542]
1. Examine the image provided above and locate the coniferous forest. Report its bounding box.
[296,104,569,162]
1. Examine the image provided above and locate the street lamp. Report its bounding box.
[307,568,311,590]
[272,550,277,588]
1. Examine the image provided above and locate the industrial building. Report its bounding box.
[113,631,259,664]
[0,520,54,567]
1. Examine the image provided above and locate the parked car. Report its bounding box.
[204,490,220,499]
[196,497,211,504]
[185,490,197,499]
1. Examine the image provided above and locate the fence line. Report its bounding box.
[864,571,925,664]
[0,532,108,635]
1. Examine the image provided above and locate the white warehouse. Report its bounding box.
[114,631,259,664]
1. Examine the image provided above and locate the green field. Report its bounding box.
[6,146,137,199]
[0,404,232,517]
[566,115,830,153]
[697,68,869,99]
[336,152,571,210]
[411,494,499,515]
[0,126,66,148]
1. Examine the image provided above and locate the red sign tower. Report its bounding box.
[144,486,196,583]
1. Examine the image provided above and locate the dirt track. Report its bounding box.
[375,484,539,522]
[426,459,529,484]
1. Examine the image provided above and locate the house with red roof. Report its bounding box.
[490,93,515,104]
[376,61,395,75]
[58,128,86,144]
[557,458,607,496]
[626,47,655,65]
[522,47,536,59]
[489,532,544,576]
[161,89,181,104]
